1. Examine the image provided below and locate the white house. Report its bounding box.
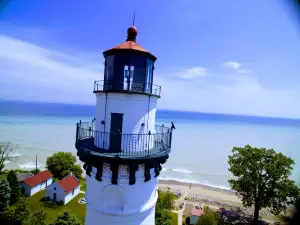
[45,174,80,205]
[22,170,53,196]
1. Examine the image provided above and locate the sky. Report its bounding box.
[0,0,300,118]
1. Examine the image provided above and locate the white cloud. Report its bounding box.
[1,35,300,118]
[237,69,252,74]
[222,61,253,74]
[0,35,102,104]
[181,66,207,79]
[222,61,242,70]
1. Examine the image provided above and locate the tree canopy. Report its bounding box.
[0,142,15,174]
[228,145,300,225]
[5,198,29,225]
[7,170,21,205]
[156,190,176,211]
[0,179,10,211]
[155,208,172,225]
[46,152,82,179]
[196,206,219,225]
[49,211,81,225]
[155,190,177,225]
[25,209,47,225]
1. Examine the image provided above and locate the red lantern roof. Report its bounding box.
[103,26,156,61]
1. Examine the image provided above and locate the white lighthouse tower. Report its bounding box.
[75,25,173,225]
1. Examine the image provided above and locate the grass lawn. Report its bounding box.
[26,190,86,224]
[80,177,87,192]
[170,212,178,225]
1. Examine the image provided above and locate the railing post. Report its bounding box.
[169,130,172,147]
[148,131,151,154]
[89,127,92,137]
[76,123,79,142]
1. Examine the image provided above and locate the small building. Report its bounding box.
[190,208,205,225]
[21,170,53,196]
[45,174,80,205]
[16,172,34,183]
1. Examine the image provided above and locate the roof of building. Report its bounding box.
[191,208,205,216]
[23,170,53,187]
[103,26,156,61]
[16,172,34,182]
[58,175,80,194]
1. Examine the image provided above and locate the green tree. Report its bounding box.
[0,179,10,211]
[49,211,81,225]
[25,209,47,225]
[0,142,15,174]
[30,169,41,175]
[196,206,219,225]
[228,145,300,225]
[5,198,29,225]
[155,190,176,225]
[155,207,172,225]
[7,170,21,205]
[71,164,83,179]
[288,196,300,225]
[46,152,82,178]
[156,190,176,210]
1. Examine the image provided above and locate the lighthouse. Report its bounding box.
[75,25,173,225]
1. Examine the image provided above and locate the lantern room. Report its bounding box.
[94,26,160,96]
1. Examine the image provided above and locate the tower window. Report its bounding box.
[123,65,135,90]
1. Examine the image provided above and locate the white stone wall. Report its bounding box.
[64,186,80,205]
[94,93,158,152]
[85,166,158,225]
[45,182,80,205]
[85,203,155,225]
[45,182,64,202]
[22,177,53,196]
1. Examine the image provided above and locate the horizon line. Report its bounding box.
[1,98,300,121]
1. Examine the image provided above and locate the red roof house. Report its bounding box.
[190,208,205,225]
[45,173,80,205]
[58,175,80,194]
[21,170,53,196]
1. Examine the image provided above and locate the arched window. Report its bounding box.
[102,185,125,212]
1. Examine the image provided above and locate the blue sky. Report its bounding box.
[0,0,300,118]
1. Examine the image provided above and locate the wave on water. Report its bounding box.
[172,168,193,174]
[9,153,23,157]
[161,167,193,174]
[159,176,231,191]
[18,162,45,169]
[4,160,11,164]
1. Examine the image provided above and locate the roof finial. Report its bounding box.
[132,10,136,26]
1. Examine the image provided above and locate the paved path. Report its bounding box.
[175,187,191,225]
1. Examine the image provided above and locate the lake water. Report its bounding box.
[1,100,299,190]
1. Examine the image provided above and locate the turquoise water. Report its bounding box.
[0,100,300,190]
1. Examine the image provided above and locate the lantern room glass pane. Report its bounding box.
[104,55,114,90]
[145,58,153,93]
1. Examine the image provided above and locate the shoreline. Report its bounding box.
[158,179,234,194]
[158,179,240,204]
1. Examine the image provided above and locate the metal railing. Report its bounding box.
[94,80,161,97]
[76,122,172,157]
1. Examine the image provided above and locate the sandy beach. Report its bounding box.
[157,179,276,221]
[158,179,240,204]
